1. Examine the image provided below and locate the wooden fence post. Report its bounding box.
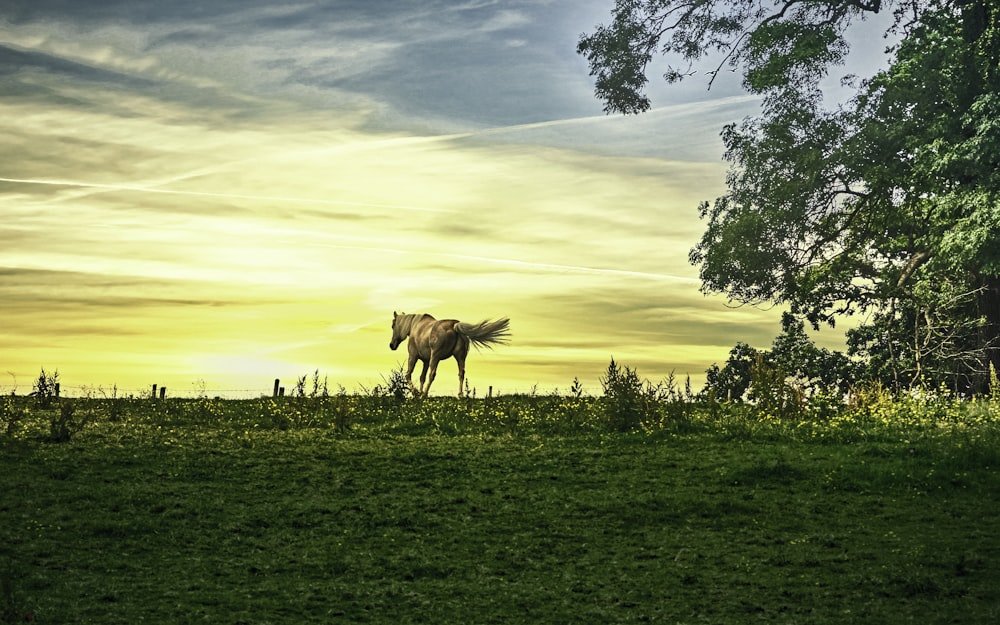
[273,379,280,397]
[55,383,60,398]
[152,384,158,399]
[159,386,166,400]
[279,387,285,397]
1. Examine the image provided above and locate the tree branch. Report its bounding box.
[897,249,931,288]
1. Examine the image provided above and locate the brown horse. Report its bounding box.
[389,312,510,397]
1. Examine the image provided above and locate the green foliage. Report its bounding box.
[744,20,846,92]
[1,370,999,444]
[0,397,28,438]
[747,353,805,420]
[991,362,1000,398]
[291,369,330,399]
[601,358,652,431]
[704,313,853,409]
[371,366,409,405]
[704,342,759,402]
[575,7,655,114]
[581,1,1000,392]
[577,0,867,113]
[769,313,854,394]
[600,360,701,433]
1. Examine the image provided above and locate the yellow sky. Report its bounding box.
[0,2,853,397]
[1,88,788,396]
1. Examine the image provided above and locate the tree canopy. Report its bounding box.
[579,0,1000,392]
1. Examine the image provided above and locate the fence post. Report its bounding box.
[152,384,158,399]
[159,386,166,400]
[279,386,285,397]
[488,386,493,399]
[273,379,280,397]
[55,383,60,398]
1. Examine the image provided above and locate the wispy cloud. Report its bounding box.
[0,177,457,214]
[0,0,813,394]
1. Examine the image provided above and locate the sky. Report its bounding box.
[0,1,891,397]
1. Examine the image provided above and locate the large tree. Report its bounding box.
[579,0,1000,391]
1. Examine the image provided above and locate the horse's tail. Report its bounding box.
[455,317,511,350]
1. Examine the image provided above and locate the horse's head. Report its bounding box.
[389,311,405,350]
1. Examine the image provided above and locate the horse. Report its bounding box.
[389,311,510,397]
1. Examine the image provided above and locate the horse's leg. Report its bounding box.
[456,352,467,397]
[417,360,428,396]
[455,337,470,398]
[405,353,420,397]
[425,351,441,397]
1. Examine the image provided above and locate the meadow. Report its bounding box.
[2,389,999,624]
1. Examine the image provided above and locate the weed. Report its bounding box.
[990,361,999,399]
[47,399,90,443]
[293,374,307,398]
[310,369,329,398]
[370,367,409,406]
[30,368,58,410]
[0,398,28,438]
[86,385,124,422]
[747,353,805,420]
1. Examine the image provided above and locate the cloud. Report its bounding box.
[477,9,532,32]
[0,0,807,394]
[0,177,457,214]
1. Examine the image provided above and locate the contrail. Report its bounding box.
[296,240,700,284]
[447,95,761,139]
[436,250,701,283]
[0,177,455,214]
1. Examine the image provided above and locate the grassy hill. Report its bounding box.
[2,394,998,623]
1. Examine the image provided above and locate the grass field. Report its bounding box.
[2,394,999,623]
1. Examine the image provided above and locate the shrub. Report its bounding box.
[747,354,805,420]
[31,368,59,409]
[48,399,90,443]
[703,342,759,401]
[0,397,29,438]
[600,358,666,432]
[381,366,409,404]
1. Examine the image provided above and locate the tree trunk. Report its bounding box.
[977,273,1000,392]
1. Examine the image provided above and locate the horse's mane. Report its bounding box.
[396,312,433,336]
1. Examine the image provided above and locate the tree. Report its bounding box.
[702,313,853,401]
[769,313,853,394]
[577,0,885,114]
[579,1,1000,392]
[846,6,1000,391]
[703,341,758,401]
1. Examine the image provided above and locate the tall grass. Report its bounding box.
[2,379,998,450]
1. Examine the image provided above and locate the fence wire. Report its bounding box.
[2,382,580,400]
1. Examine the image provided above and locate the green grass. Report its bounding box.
[1,395,999,623]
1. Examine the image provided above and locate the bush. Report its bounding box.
[48,399,90,443]
[379,366,410,404]
[600,359,668,432]
[31,368,59,409]
[0,397,29,438]
[747,354,805,420]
